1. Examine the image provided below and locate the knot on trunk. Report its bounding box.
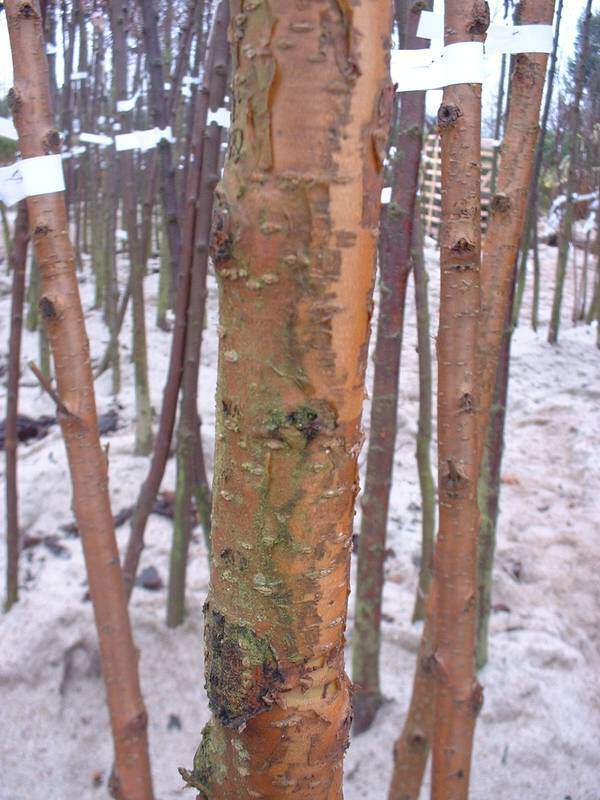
[514,53,538,87]
[450,237,475,255]
[491,193,511,213]
[17,2,38,18]
[7,88,22,114]
[42,129,62,153]
[437,104,462,129]
[470,680,484,715]
[39,296,58,319]
[467,1,491,35]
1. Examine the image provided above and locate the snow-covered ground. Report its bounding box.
[0,232,598,800]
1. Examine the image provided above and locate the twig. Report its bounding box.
[28,360,72,417]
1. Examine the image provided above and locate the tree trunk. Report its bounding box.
[137,0,182,304]
[352,0,428,735]
[4,201,29,613]
[513,0,563,329]
[110,2,154,456]
[430,3,488,796]
[548,0,593,344]
[122,0,229,599]
[167,0,230,628]
[477,0,556,670]
[180,3,392,796]
[411,208,436,624]
[5,3,153,798]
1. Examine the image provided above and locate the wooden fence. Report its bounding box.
[420,133,499,241]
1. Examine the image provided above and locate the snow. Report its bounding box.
[0,232,599,799]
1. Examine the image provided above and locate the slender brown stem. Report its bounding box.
[6,3,153,796]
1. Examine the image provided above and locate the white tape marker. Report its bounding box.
[392,42,485,92]
[417,10,553,54]
[207,107,231,128]
[116,90,140,113]
[0,117,19,141]
[114,126,174,152]
[0,154,65,207]
[71,70,89,81]
[80,132,114,146]
[381,187,392,204]
[486,23,553,54]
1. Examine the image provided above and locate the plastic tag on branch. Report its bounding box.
[114,126,175,152]
[0,154,65,207]
[207,107,231,129]
[0,117,18,141]
[392,42,485,92]
[80,132,114,146]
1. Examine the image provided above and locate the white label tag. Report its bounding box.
[114,126,174,152]
[381,187,392,204]
[392,42,485,92]
[79,132,114,146]
[417,10,553,54]
[206,107,231,128]
[116,90,140,113]
[0,154,65,207]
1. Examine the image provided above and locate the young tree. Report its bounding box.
[5,3,153,796]
[352,0,430,735]
[4,201,29,612]
[548,0,594,344]
[430,3,488,797]
[180,3,392,796]
[167,0,230,627]
[477,0,556,668]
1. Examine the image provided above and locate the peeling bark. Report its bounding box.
[182,3,392,797]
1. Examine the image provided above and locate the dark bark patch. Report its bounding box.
[33,224,50,238]
[459,393,474,414]
[204,607,284,730]
[17,2,38,18]
[491,193,511,213]
[443,459,467,498]
[467,1,490,35]
[42,128,61,153]
[451,237,475,255]
[7,88,22,114]
[437,104,462,128]
[39,296,58,319]
[470,680,484,715]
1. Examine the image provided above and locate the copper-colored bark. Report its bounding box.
[431,3,488,797]
[180,2,392,797]
[477,0,556,668]
[5,3,153,798]
[480,0,556,439]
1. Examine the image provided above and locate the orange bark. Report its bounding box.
[180,2,392,798]
[430,3,488,798]
[479,0,556,440]
[5,3,153,798]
